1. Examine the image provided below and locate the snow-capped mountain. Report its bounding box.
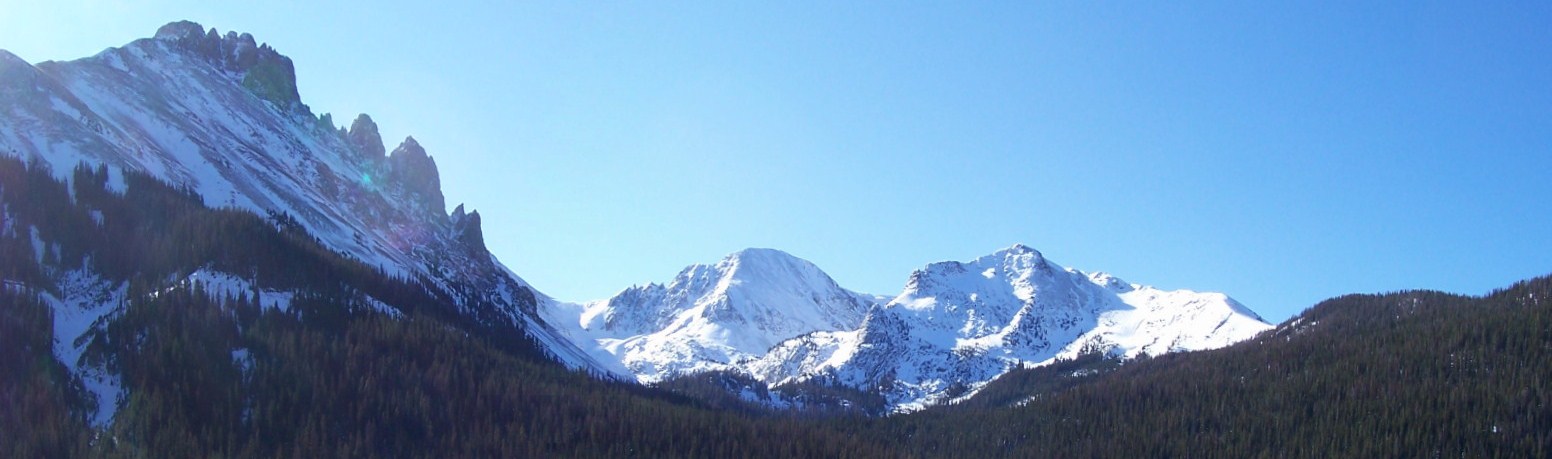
[542,248,885,382]
[752,244,1272,410]
[0,21,606,422]
[550,244,1272,411]
[2,21,450,288]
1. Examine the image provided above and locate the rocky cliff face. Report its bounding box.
[347,113,387,161]
[385,136,445,216]
[153,20,302,111]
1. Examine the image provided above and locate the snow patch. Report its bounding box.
[39,269,125,426]
[183,269,293,311]
[29,225,44,263]
[231,348,252,374]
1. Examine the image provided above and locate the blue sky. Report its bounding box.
[2,2,1549,322]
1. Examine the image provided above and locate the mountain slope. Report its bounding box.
[2,21,476,294]
[542,248,883,382]
[547,244,1271,411]
[749,244,1271,410]
[0,21,608,425]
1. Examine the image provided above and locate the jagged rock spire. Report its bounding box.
[451,204,488,257]
[387,136,445,215]
[348,114,386,161]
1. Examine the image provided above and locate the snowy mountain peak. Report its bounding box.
[720,247,826,283]
[395,135,425,153]
[543,243,1271,411]
[900,244,1055,308]
[542,249,883,383]
[152,20,207,41]
[999,242,1041,257]
[0,50,38,93]
[746,245,1274,411]
[726,247,799,264]
[1084,271,1135,292]
[971,243,1052,279]
[0,48,27,66]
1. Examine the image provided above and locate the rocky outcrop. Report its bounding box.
[347,114,386,161]
[386,136,445,215]
[0,50,40,97]
[450,204,488,257]
[154,20,301,110]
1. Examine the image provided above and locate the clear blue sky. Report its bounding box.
[3,2,1549,322]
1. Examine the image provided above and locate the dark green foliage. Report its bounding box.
[653,371,891,417]
[0,289,91,458]
[654,370,784,414]
[951,352,1120,411]
[0,158,94,457]
[87,283,247,457]
[772,374,891,416]
[69,286,891,458]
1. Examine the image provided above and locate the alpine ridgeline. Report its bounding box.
[542,248,887,380]
[0,21,604,424]
[548,245,1272,412]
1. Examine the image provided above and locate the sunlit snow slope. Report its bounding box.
[542,248,885,382]
[548,245,1272,411]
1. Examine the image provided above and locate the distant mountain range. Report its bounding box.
[547,244,1270,410]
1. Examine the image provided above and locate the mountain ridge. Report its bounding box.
[548,243,1273,411]
[779,243,1272,410]
[543,247,883,383]
[0,21,615,423]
